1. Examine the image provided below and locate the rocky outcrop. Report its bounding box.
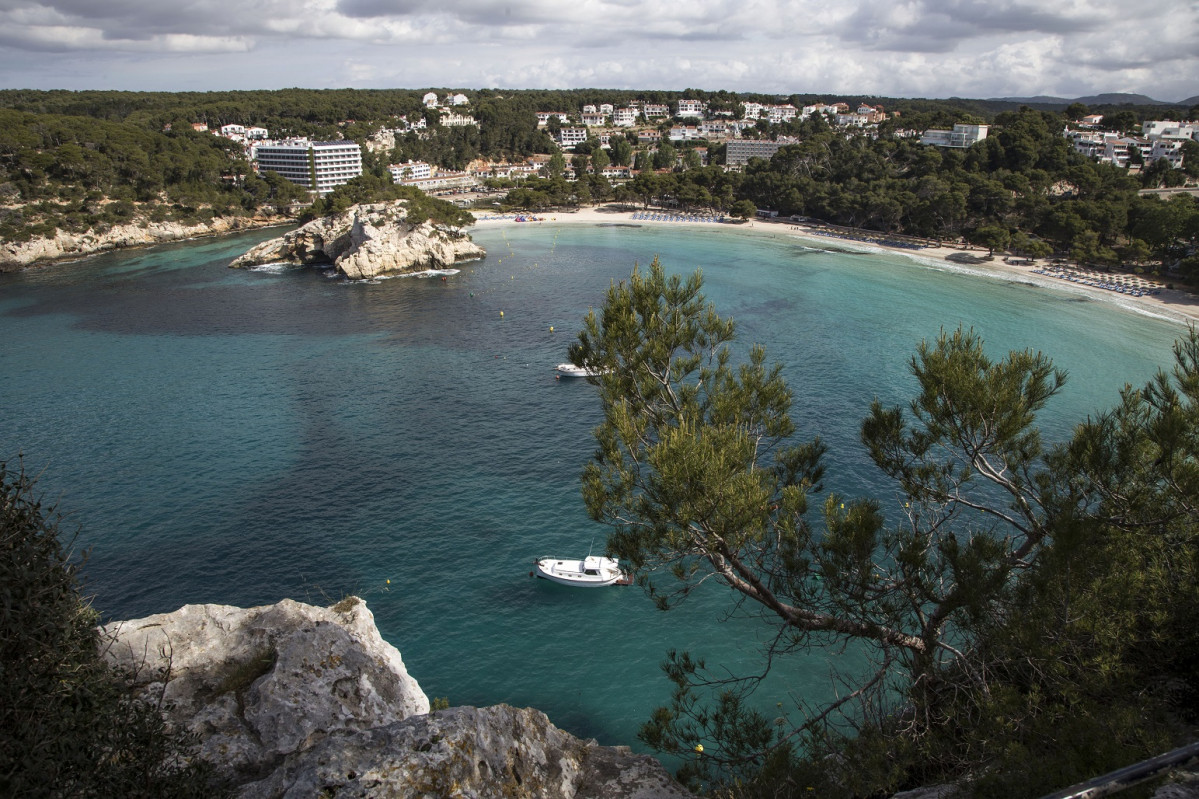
[0,214,285,272]
[102,597,687,799]
[247,704,691,799]
[228,200,485,280]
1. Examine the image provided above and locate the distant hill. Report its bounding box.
[1181,95,1199,107]
[988,92,1182,107]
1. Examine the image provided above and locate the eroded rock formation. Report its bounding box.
[228,200,485,280]
[102,597,688,799]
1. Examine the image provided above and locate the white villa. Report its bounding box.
[389,160,433,182]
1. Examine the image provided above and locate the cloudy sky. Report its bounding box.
[0,0,1196,101]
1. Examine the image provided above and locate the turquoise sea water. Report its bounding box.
[0,221,1185,756]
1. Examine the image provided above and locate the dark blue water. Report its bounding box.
[0,222,1183,755]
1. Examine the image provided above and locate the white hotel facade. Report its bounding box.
[253,139,363,195]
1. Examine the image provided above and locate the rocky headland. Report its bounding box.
[102,597,688,799]
[0,213,288,273]
[229,200,486,280]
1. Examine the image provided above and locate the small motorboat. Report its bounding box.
[533,555,630,587]
[555,362,607,378]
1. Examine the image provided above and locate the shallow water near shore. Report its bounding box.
[0,221,1184,759]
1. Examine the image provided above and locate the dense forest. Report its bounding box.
[0,88,1197,278]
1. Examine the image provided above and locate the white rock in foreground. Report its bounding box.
[102,597,688,798]
[102,598,428,785]
[246,704,693,799]
[229,200,485,280]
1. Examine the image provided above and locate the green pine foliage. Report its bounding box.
[574,262,1199,797]
[0,458,227,799]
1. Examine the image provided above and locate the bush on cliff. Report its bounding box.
[0,458,227,798]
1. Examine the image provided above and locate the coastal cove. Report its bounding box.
[0,220,1186,759]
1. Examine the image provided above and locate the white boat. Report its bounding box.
[533,555,630,587]
[555,362,607,378]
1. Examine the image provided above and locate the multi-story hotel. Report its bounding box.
[254,139,363,195]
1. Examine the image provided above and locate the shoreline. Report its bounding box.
[473,205,1199,326]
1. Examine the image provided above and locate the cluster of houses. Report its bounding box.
[535,98,895,151]
[1065,117,1194,170]
[194,91,1195,202]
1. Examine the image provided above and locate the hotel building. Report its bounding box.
[254,140,363,195]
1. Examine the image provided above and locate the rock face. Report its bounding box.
[247,704,692,799]
[0,214,283,272]
[228,200,485,280]
[102,597,687,799]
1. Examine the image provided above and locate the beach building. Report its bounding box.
[254,139,363,195]
[920,124,989,148]
[725,139,784,166]
[389,160,433,183]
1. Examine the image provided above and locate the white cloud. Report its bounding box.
[0,0,1193,98]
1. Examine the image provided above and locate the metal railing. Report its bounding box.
[1039,741,1199,799]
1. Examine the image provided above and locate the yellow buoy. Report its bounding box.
[500,311,504,317]
[694,744,704,753]
[549,326,554,332]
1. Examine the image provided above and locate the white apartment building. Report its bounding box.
[220,124,246,137]
[581,112,607,127]
[767,104,798,124]
[254,139,363,195]
[446,93,469,106]
[643,103,670,118]
[246,127,269,140]
[599,103,614,115]
[536,111,571,127]
[1147,139,1186,169]
[422,92,439,107]
[557,127,589,148]
[389,160,433,183]
[613,108,638,127]
[676,99,705,118]
[669,126,702,142]
[1142,120,1199,142]
[920,124,989,148]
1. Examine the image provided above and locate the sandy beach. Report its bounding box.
[473,205,1199,326]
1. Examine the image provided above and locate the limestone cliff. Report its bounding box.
[0,214,285,272]
[228,200,486,280]
[102,597,688,799]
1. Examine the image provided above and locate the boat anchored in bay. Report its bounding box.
[532,555,632,587]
